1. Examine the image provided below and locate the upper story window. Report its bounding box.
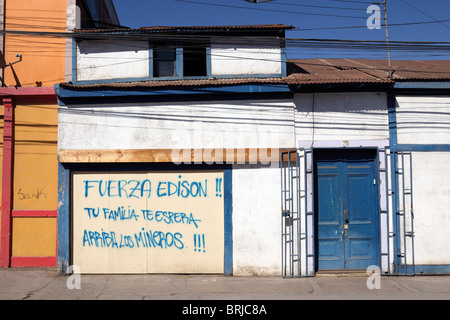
[152,42,207,78]
[153,43,177,78]
[183,42,207,77]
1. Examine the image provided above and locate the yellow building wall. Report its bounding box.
[12,218,57,257]
[11,103,58,257]
[3,0,65,260]
[4,0,67,87]
[13,103,58,211]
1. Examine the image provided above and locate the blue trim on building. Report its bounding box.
[148,41,154,79]
[176,42,183,79]
[280,46,287,78]
[395,144,450,152]
[55,83,292,99]
[223,168,233,276]
[394,81,450,89]
[206,46,212,78]
[57,162,71,275]
[396,265,450,275]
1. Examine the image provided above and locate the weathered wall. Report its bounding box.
[210,39,282,76]
[76,40,150,81]
[3,0,66,87]
[396,95,450,266]
[74,37,283,82]
[1,0,64,266]
[294,92,389,146]
[231,164,281,276]
[294,91,392,274]
[410,152,450,265]
[58,97,294,274]
[396,95,450,145]
[58,99,295,151]
[12,103,58,257]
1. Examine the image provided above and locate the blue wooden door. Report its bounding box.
[315,149,379,270]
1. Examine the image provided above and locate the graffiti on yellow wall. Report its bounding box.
[72,171,224,274]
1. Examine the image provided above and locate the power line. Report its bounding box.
[399,0,450,30]
[4,28,450,55]
[291,18,450,31]
[174,0,366,19]
[246,1,365,11]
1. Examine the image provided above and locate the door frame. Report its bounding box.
[313,147,381,272]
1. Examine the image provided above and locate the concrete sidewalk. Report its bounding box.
[0,267,449,300]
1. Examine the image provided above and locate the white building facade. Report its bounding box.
[55,26,450,276]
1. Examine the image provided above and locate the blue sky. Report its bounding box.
[112,0,450,60]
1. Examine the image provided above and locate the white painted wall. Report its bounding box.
[210,39,282,76]
[76,40,149,81]
[294,92,389,147]
[75,37,283,82]
[395,95,450,266]
[232,164,281,276]
[396,95,450,145]
[58,89,450,273]
[58,99,295,151]
[411,152,450,265]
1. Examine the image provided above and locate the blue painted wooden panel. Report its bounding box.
[316,163,345,270]
[315,149,380,270]
[57,163,71,275]
[344,161,379,269]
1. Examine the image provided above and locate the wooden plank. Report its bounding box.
[59,148,291,164]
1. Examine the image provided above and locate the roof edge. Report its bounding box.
[73,24,295,34]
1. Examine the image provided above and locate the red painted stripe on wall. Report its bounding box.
[12,210,58,218]
[10,256,57,267]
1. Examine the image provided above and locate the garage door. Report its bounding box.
[72,170,224,274]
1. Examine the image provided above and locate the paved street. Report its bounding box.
[0,267,449,301]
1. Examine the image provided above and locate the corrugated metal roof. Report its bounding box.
[74,24,294,33]
[59,59,450,89]
[286,59,450,85]
[59,77,286,89]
